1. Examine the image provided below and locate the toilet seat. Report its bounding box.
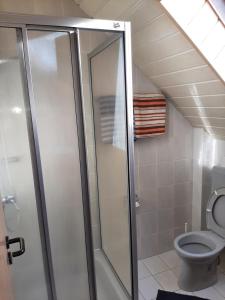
[207,187,225,238]
[174,231,225,262]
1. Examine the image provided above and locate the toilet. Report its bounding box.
[174,166,225,292]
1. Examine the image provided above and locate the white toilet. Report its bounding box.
[174,166,225,292]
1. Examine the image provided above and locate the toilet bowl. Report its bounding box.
[174,187,225,292]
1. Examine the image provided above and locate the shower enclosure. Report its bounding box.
[0,14,137,300]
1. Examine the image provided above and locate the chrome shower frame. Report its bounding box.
[0,13,138,300]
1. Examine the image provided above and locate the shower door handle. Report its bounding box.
[6,236,25,265]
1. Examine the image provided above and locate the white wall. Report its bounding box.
[193,129,225,229]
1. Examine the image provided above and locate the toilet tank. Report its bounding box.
[212,166,225,191]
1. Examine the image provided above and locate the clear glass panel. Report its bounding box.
[0,28,48,300]
[79,30,132,299]
[27,30,90,300]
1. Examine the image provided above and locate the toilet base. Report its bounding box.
[178,259,218,292]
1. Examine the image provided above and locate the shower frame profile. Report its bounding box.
[0,13,138,300]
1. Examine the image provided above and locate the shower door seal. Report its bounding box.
[0,13,138,300]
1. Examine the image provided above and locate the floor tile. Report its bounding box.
[139,276,161,300]
[193,286,224,300]
[219,265,225,274]
[172,266,180,279]
[140,250,225,300]
[143,255,168,275]
[138,260,151,279]
[214,273,225,297]
[159,250,181,269]
[154,270,179,292]
[139,292,146,300]
[176,289,193,296]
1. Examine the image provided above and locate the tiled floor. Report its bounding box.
[138,250,225,300]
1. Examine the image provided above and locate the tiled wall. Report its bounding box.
[133,66,193,259]
[192,128,204,231]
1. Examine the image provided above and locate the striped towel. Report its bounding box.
[133,93,166,138]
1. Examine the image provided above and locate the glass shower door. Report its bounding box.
[0,27,49,300]
[26,29,91,300]
[0,26,93,300]
[0,17,136,300]
[78,29,135,300]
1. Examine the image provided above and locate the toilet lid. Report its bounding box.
[206,188,225,238]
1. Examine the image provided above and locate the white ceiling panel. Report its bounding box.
[186,116,225,127]
[94,0,137,19]
[77,0,108,16]
[160,0,205,27]
[213,135,225,140]
[161,0,225,83]
[208,127,225,136]
[213,46,225,81]
[132,14,178,49]
[141,49,206,76]
[185,2,218,45]
[133,32,192,68]
[123,0,163,32]
[178,107,225,118]
[201,21,225,61]
[160,80,225,97]
[149,66,217,87]
[78,0,225,139]
[172,95,225,107]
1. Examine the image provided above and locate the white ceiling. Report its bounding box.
[75,0,225,140]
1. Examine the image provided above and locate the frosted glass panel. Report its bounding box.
[27,30,90,300]
[0,28,48,300]
[90,36,132,294]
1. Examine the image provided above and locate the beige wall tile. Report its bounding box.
[135,74,193,259]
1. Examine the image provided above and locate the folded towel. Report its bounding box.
[133,93,166,139]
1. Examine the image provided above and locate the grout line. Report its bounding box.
[150,64,208,79]
[159,79,220,89]
[178,106,225,109]
[118,0,144,19]
[133,31,180,52]
[133,13,166,35]
[139,252,225,299]
[141,49,195,66]
[140,252,181,278]
[139,289,147,300]
[185,115,225,119]
[172,94,225,99]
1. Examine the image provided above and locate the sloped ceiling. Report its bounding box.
[75,0,225,140]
